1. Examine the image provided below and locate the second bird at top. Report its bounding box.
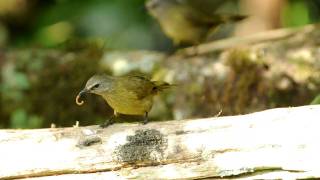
[146,0,246,45]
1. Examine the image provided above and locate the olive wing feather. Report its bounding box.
[117,76,156,100]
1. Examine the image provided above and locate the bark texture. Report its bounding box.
[1,105,320,179]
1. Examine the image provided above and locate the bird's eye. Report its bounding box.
[92,84,100,89]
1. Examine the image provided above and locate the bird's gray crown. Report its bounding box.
[85,74,113,94]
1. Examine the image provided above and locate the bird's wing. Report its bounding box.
[117,76,155,100]
[182,0,245,26]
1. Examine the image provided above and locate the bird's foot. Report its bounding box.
[100,117,115,128]
[142,117,148,125]
[142,112,149,125]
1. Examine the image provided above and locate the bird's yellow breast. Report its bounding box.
[102,91,153,115]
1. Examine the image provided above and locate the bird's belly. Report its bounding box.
[103,94,153,115]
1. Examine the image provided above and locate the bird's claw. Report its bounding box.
[100,117,115,128]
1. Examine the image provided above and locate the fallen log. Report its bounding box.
[1,105,320,179]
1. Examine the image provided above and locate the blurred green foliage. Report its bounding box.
[1,46,109,128]
[1,0,171,50]
[282,0,311,27]
[310,94,320,105]
[0,0,319,49]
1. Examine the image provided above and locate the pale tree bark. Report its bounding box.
[1,105,320,179]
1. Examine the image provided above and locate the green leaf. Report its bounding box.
[310,95,320,105]
[10,109,28,128]
[15,72,30,90]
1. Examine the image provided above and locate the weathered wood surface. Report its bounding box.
[1,105,320,179]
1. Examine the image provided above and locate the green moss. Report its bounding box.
[223,49,268,114]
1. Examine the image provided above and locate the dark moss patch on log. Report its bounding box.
[114,129,168,163]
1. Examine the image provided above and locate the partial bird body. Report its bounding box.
[155,5,207,45]
[102,76,162,115]
[76,74,171,127]
[146,0,246,45]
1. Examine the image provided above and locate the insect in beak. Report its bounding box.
[76,89,88,106]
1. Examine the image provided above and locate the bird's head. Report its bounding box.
[76,74,114,106]
[81,74,113,96]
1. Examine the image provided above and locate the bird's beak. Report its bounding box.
[79,89,88,97]
[76,88,88,106]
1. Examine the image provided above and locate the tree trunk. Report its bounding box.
[1,105,320,179]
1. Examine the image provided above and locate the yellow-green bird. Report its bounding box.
[76,74,171,127]
[146,0,246,45]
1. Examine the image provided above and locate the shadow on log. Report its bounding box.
[1,105,320,179]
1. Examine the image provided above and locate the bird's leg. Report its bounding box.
[143,112,148,125]
[189,41,201,56]
[100,111,118,128]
